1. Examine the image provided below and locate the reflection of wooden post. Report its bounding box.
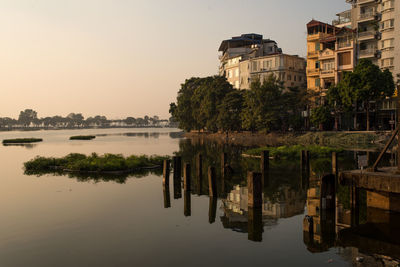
[184,190,191,217]
[184,163,191,192]
[196,154,202,195]
[332,152,338,177]
[173,157,182,199]
[350,185,359,226]
[248,207,263,242]
[163,160,170,185]
[163,183,171,208]
[221,152,227,178]
[208,167,217,197]
[208,197,217,224]
[248,172,262,208]
[261,151,269,188]
[301,150,310,174]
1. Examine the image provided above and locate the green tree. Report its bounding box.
[216,90,244,133]
[338,59,395,130]
[310,106,331,130]
[241,75,284,132]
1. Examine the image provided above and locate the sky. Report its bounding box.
[0,0,349,119]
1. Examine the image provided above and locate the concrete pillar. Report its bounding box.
[208,197,217,224]
[183,163,191,192]
[248,207,263,242]
[163,159,170,185]
[208,166,217,197]
[261,150,269,187]
[163,183,171,208]
[184,190,191,217]
[248,172,262,208]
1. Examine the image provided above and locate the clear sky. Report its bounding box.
[0,0,349,119]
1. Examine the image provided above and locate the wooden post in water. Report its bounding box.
[173,156,182,180]
[301,150,310,175]
[163,182,171,208]
[261,150,269,188]
[248,172,262,208]
[208,166,217,197]
[184,190,191,217]
[163,159,170,185]
[350,185,360,226]
[173,156,182,199]
[196,154,203,195]
[184,163,191,192]
[221,152,227,178]
[248,207,263,242]
[208,197,217,224]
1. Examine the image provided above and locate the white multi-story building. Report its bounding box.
[218,33,306,90]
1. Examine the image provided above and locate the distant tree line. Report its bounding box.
[0,110,175,130]
[169,75,309,133]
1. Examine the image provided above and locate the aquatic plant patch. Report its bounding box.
[3,138,43,144]
[243,145,342,159]
[24,153,170,174]
[69,135,96,140]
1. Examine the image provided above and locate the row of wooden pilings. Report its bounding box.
[162,151,271,208]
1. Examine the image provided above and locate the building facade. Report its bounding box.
[219,33,306,90]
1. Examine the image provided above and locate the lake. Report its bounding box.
[0,128,398,267]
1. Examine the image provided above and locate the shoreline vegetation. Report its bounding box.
[2,138,43,144]
[70,135,96,140]
[242,145,343,159]
[185,131,391,150]
[24,153,170,175]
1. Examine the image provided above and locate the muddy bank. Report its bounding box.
[184,131,393,150]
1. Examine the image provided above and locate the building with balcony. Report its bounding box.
[218,33,306,90]
[306,20,356,103]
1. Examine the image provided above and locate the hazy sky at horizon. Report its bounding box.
[0,0,348,119]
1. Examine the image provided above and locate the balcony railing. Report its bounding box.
[359,10,377,20]
[320,69,334,75]
[307,69,320,76]
[307,51,319,58]
[338,42,352,48]
[358,30,376,38]
[359,48,376,56]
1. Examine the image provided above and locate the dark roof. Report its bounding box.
[218,33,276,52]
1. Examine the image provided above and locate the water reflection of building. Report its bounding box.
[221,185,306,232]
[303,174,400,266]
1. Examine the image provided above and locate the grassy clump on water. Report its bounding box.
[244,145,342,159]
[3,138,43,144]
[69,135,96,140]
[24,153,170,174]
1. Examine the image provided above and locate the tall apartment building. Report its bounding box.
[306,20,356,103]
[219,34,306,90]
[347,0,399,79]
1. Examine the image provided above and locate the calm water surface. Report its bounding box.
[0,128,398,267]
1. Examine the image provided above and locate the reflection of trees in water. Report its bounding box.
[25,168,162,184]
[92,131,184,139]
[3,143,37,149]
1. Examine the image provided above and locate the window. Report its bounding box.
[381,19,395,30]
[287,74,292,81]
[381,58,394,67]
[315,61,320,69]
[263,60,272,69]
[315,42,321,51]
[322,60,335,70]
[315,78,320,87]
[299,76,302,82]
[383,0,394,11]
[251,61,258,72]
[294,75,297,82]
[382,38,394,49]
[228,70,233,78]
[338,52,351,66]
